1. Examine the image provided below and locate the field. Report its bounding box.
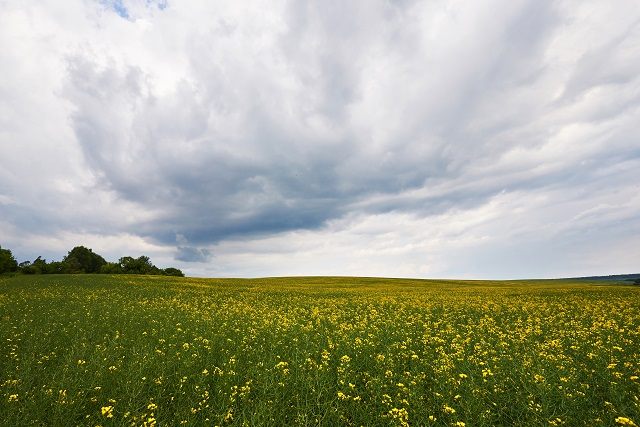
[1,275,639,427]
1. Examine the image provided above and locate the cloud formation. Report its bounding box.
[1,0,639,278]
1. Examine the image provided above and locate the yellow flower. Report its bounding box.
[615,417,638,426]
[101,406,114,418]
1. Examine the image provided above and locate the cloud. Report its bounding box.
[175,246,213,263]
[1,0,639,277]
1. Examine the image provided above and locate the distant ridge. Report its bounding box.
[567,273,640,281]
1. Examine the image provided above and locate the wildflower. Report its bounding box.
[101,406,114,418]
[8,394,18,402]
[615,417,638,426]
[388,407,409,421]
[443,405,456,414]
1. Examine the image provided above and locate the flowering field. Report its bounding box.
[1,275,639,427]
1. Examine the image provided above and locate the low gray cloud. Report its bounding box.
[175,246,213,263]
[1,0,639,276]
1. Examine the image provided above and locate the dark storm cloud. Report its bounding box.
[175,246,213,263]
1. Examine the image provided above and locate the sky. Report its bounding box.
[1,0,639,279]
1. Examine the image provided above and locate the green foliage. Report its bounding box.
[100,262,123,274]
[2,244,183,277]
[63,246,107,273]
[162,267,185,277]
[32,256,49,274]
[19,256,78,275]
[118,255,161,275]
[18,259,42,275]
[47,261,72,274]
[0,245,18,273]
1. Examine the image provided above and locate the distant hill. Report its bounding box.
[567,273,640,281]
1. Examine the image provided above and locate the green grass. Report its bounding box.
[1,274,639,426]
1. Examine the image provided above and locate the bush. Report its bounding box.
[163,267,185,277]
[100,262,123,274]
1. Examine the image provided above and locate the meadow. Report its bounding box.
[0,274,638,427]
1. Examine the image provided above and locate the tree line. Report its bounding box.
[0,244,184,277]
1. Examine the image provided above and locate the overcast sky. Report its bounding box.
[1,0,639,279]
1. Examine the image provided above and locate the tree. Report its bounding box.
[163,267,185,277]
[48,261,72,274]
[100,262,123,274]
[19,260,39,275]
[32,256,49,274]
[119,255,160,275]
[63,246,106,273]
[118,256,136,273]
[0,245,19,273]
